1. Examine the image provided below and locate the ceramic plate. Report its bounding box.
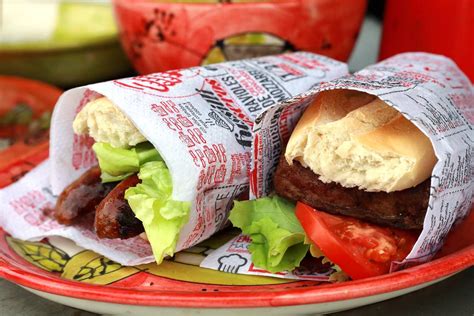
[0,80,472,315]
[0,173,472,316]
[0,225,472,316]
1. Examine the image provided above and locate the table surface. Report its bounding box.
[1,267,472,315]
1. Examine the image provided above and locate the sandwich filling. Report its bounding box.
[57,97,191,263]
[275,90,436,229]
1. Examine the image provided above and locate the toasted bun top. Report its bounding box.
[73,97,146,148]
[285,89,437,192]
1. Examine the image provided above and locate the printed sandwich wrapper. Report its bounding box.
[202,52,473,275]
[0,52,348,281]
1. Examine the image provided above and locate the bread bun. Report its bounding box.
[285,89,437,192]
[73,97,146,148]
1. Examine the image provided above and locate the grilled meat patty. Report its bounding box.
[274,156,429,230]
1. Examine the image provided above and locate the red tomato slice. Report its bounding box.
[296,202,419,280]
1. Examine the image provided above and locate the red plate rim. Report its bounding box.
[0,229,472,308]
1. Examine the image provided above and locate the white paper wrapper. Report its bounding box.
[0,52,347,266]
[200,234,341,281]
[0,161,153,265]
[240,52,473,271]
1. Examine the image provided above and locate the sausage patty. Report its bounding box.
[95,174,144,239]
[54,167,115,225]
[54,166,144,239]
[274,156,429,230]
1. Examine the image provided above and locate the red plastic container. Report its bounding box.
[380,0,473,82]
[112,0,367,74]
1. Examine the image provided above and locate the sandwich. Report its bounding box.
[277,89,436,229]
[229,89,437,279]
[54,97,191,262]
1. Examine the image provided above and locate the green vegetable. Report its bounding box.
[125,161,190,263]
[92,142,161,182]
[229,196,309,273]
[93,141,190,263]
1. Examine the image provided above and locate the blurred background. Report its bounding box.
[0,0,133,87]
[1,0,472,87]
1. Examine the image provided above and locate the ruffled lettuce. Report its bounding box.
[124,161,190,263]
[93,142,161,182]
[229,196,309,273]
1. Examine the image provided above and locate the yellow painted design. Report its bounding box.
[7,228,292,286]
[141,260,288,285]
[7,237,68,273]
[61,251,140,284]
[141,228,292,285]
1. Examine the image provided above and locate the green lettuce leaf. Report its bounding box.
[93,142,161,182]
[229,196,309,273]
[124,161,190,263]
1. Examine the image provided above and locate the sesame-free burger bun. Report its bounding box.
[285,89,437,193]
[73,97,146,148]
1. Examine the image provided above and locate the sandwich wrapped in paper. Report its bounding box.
[201,52,473,280]
[0,52,348,267]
